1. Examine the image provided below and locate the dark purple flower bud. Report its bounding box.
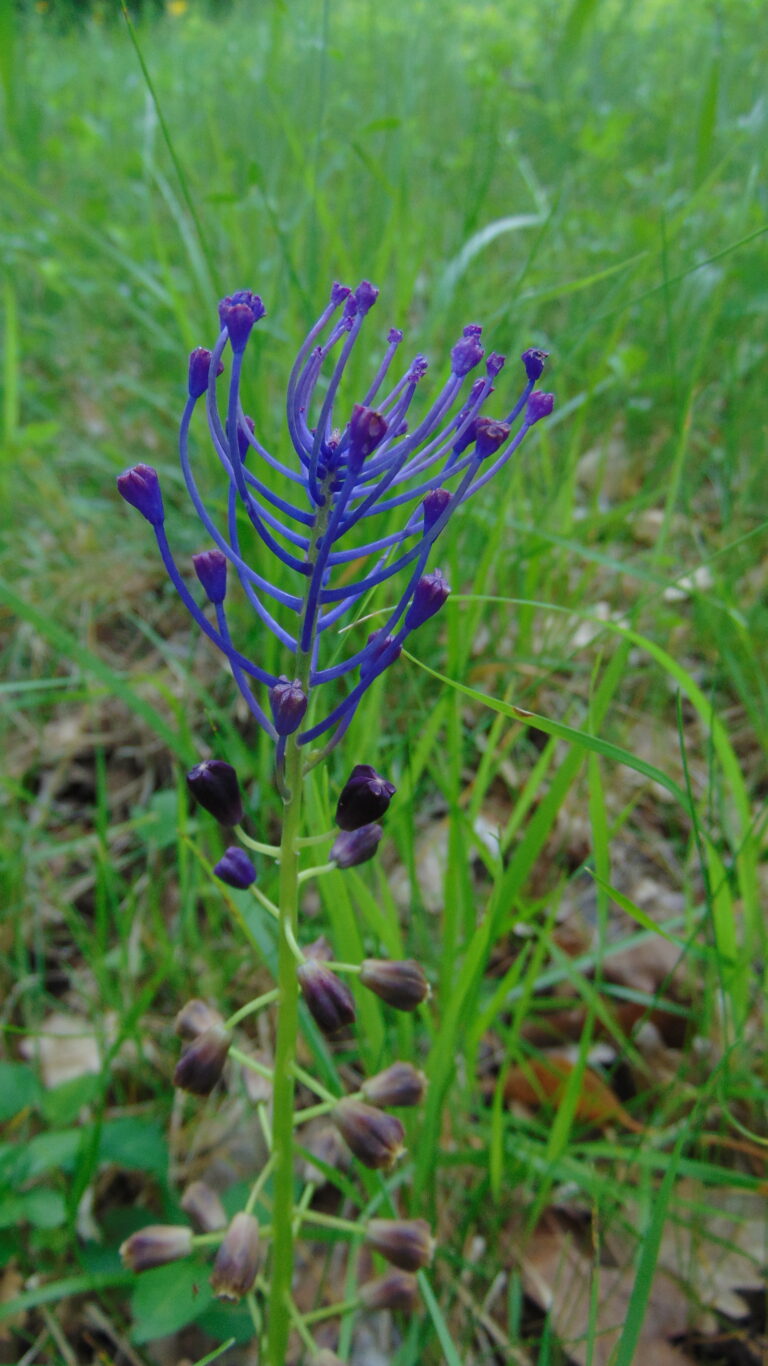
[297,959,357,1035]
[361,1061,428,1108]
[330,281,351,305]
[330,823,383,869]
[269,676,308,735]
[214,846,257,890]
[181,1181,228,1233]
[473,416,511,460]
[193,548,227,604]
[175,998,225,1041]
[120,1225,193,1273]
[422,487,452,532]
[188,346,223,399]
[365,1218,435,1272]
[186,759,244,826]
[173,1022,232,1095]
[388,327,404,344]
[218,291,266,353]
[238,414,255,462]
[335,764,396,831]
[117,464,164,526]
[521,347,549,382]
[210,1212,261,1302]
[486,351,506,378]
[404,569,450,631]
[355,280,379,314]
[347,404,388,471]
[526,390,555,424]
[451,325,484,376]
[359,959,431,1011]
[332,1098,405,1171]
[359,1270,420,1312]
[360,630,401,682]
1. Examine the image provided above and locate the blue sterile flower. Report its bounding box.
[117,283,553,759]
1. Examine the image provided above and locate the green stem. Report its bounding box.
[225,989,279,1031]
[297,861,336,884]
[265,731,304,1366]
[234,825,281,858]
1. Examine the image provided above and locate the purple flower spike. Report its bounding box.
[193,549,227,604]
[526,391,555,424]
[348,405,388,471]
[521,347,549,382]
[423,488,452,532]
[270,677,308,735]
[330,823,383,869]
[214,846,257,889]
[188,347,223,399]
[404,569,450,630]
[451,325,484,376]
[117,464,164,526]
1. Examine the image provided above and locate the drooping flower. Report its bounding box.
[118,283,553,763]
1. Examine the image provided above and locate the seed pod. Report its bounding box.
[120,1224,193,1273]
[365,1218,435,1272]
[361,1062,427,1108]
[297,960,357,1035]
[359,959,430,1011]
[332,1099,405,1171]
[181,1181,228,1233]
[359,1269,420,1313]
[210,1212,261,1301]
[174,1022,232,1096]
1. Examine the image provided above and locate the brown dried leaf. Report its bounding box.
[504,1056,643,1132]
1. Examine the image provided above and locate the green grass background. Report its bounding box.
[1,0,767,1361]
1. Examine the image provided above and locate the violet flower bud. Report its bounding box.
[521,346,549,382]
[174,998,225,1041]
[186,759,244,827]
[193,548,228,604]
[347,404,388,471]
[335,764,396,831]
[297,960,357,1035]
[404,569,450,631]
[451,324,484,376]
[526,390,555,424]
[173,1022,231,1095]
[361,1061,428,1108]
[473,416,511,459]
[188,346,223,399]
[332,1099,405,1171]
[218,290,266,352]
[359,1270,420,1313]
[210,1212,261,1302]
[120,1224,193,1273]
[359,959,431,1011]
[117,464,164,526]
[181,1181,228,1233]
[422,487,452,532]
[214,846,257,890]
[365,1218,435,1272]
[330,823,383,869]
[269,676,308,735]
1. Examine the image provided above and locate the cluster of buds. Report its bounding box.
[117,282,553,765]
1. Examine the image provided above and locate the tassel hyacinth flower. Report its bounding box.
[118,282,552,777]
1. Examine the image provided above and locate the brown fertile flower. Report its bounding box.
[173,1022,232,1095]
[297,959,357,1035]
[359,1269,420,1312]
[359,958,431,1010]
[181,1181,228,1232]
[210,1212,261,1301]
[174,998,225,1040]
[361,1061,428,1107]
[120,1224,193,1272]
[332,1099,405,1171]
[365,1218,435,1272]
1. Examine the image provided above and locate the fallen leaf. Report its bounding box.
[504,1055,644,1132]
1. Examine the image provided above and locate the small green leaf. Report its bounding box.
[0,1062,41,1121]
[0,1187,67,1230]
[131,1259,213,1343]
